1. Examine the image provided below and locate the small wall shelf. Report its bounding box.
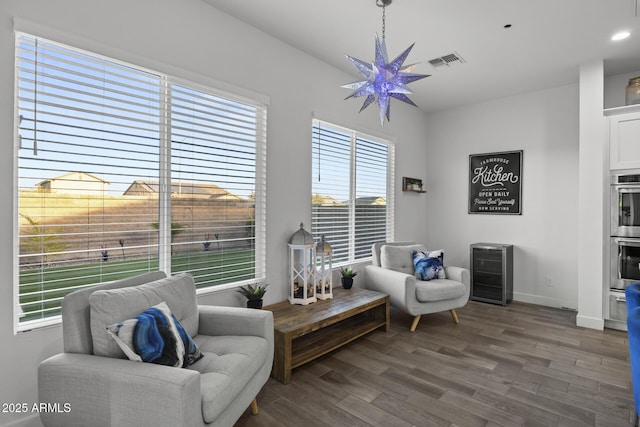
[402,177,426,193]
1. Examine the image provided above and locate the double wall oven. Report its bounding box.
[609,173,640,326]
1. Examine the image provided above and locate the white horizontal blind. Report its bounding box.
[168,82,265,286]
[354,136,392,259]
[311,119,393,264]
[15,33,266,331]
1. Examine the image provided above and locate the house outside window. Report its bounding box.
[311,119,394,264]
[14,33,267,332]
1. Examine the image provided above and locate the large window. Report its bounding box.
[14,33,267,332]
[311,119,394,264]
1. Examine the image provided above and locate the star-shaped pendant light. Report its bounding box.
[342,0,429,125]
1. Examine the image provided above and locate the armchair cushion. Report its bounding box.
[62,271,167,355]
[190,335,270,423]
[380,244,426,274]
[89,273,198,358]
[415,279,466,302]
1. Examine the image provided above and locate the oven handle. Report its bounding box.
[619,249,622,279]
[615,237,640,246]
[614,237,640,247]
[613,184,640,193]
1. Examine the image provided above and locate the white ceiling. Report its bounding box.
[203,0,640,113]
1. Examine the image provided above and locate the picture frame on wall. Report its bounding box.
[469,150,523,215]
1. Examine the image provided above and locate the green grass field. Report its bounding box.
[19,248,255,323]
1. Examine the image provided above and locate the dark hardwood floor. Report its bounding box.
[236,300,634,427]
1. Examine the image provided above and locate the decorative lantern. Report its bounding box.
[288,223,317,305]
[316,235,333,300]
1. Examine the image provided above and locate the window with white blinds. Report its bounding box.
[311,119,394,264]
[14,33,266,332]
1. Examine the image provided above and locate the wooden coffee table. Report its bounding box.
[264,287,389,384]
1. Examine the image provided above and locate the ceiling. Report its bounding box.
[203,0,640,113]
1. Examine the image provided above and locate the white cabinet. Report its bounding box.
[609,107,640,170]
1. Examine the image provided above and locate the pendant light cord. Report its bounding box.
[376,0,391,39]
[382,4,386,39]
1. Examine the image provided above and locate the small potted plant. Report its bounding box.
[237,283,269,309]
[339,267,357,289]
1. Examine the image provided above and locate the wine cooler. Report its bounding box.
[470,243,513,306]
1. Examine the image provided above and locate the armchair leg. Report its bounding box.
[410,315,421,332]
[450,309,460,324]
[250,398,259,415]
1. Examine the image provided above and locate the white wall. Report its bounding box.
[423,84,580,309]
[0,0,430,425]
[576,62,606,329]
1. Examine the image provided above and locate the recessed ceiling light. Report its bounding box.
[612,31,631,41]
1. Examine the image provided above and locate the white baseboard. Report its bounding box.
[576,314,605,330]
[513,291,576,310]
[0,414,41,427]
[511,292,607,330]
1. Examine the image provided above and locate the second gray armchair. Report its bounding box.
[365,241,470,332]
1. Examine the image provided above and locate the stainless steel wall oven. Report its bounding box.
[609,173,640,328]
[610,237,640,290]
[611,173,640,238]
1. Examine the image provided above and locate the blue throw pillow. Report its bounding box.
[412,250,446,281]
[172,314,204,366]
[107,301,202,368]
[133,305,182,366]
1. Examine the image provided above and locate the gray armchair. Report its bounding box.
[365,242,470,331]
[38,272,274,427]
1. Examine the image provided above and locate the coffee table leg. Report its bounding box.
[384,297,390,332]
[272,331,292,384]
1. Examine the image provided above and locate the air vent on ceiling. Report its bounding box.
[428,52,465,69]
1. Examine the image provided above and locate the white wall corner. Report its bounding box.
[577,60,605,330]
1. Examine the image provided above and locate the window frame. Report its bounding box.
[311,118,395,266]
[13,32,267,333]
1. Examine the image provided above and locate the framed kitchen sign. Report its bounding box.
[469,150,523,215]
